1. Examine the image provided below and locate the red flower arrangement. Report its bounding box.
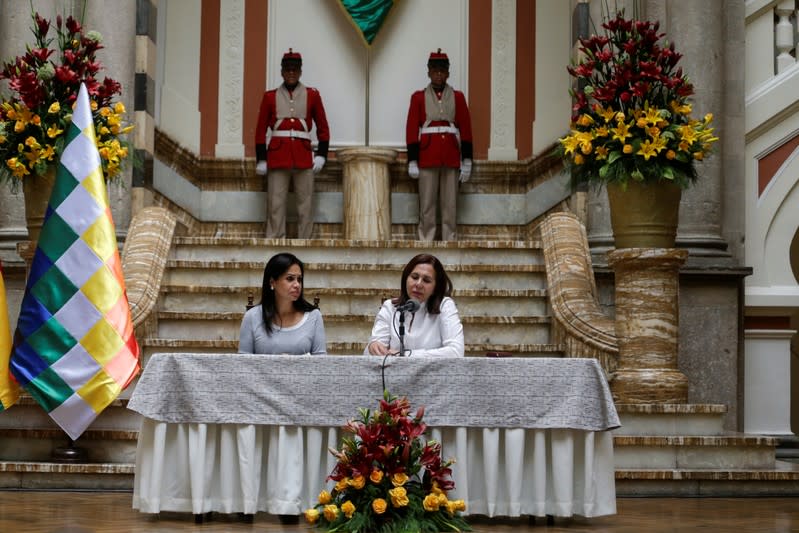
[0,11,133,188]
[305,393,470,533]
[557,11,717,190]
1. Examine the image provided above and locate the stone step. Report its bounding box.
[0,461,134,490]
[164,261,546,291]
[154,311,553,345]
[614,404,728,436]
[615,461,799,496]
[613,434,779,470]
[3,460,799,494]
[139,338,565,357]
[0,396,140,431]
[159,286,549,316]
[169,237,544,266]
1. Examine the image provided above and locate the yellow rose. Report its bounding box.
[48,102,60,114]
[431,481,443,495]
[453,499,466,512]
[370,469,384,484]
[446,501,458,514]
[623,144,633,154]
[437,493,448,505]
[423,493,440,512]
[349,475,366,489]
[335,478,349,492]
[318,490,332,504]
[341,500,356,519]
[389,486,409,508]
[304,508,320,524]
[391,472,408,487]
[323,504,339,522]
[372,498,388,514]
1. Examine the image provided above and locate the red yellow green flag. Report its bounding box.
[0,260,20,410]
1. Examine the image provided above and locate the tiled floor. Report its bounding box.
[0,491,798,532]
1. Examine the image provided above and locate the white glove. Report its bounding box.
[459,159,472,183]
[408,161,420,179]
[312,155,325,174]
[255,160,267,176]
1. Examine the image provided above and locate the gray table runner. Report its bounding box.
[127,354,620,431]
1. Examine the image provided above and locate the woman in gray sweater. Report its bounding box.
[238,252,326,355]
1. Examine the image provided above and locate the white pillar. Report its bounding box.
[488,0,517,160]
[744,329,796,435]
[216,0,245,157]
[532,0,571,157]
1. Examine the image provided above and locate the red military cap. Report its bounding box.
[427,48,450,69]
[281,48,302,68]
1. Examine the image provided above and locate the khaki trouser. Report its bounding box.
[266,167,314,239]
[417,166,458,241]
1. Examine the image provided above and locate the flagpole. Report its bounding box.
[365,46,370,146]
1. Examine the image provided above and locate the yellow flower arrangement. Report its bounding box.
[306,392,470,533]
[557,11,718,190]
[0,11,134,189]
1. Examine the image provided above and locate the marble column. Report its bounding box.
[337,147,397,240]
[608,248,689,403]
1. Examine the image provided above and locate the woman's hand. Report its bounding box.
[368,341,394,356]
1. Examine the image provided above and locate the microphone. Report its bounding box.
[396,299,421,313]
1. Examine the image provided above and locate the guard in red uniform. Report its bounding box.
[405,49,473,241]
[255,49,330,239]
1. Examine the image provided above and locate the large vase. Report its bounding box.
[22,166,57,246]
[606,180,682,249]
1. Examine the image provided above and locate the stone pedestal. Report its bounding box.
[337,147,397,240]
[608,248,689,404]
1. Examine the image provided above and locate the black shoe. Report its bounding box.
[278,514,300,525]
[238,512,254,523]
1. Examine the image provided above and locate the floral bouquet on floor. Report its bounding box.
[305,392,470,533]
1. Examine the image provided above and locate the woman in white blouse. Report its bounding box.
[365,253,464,357]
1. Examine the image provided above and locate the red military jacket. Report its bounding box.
[254,85,330,169]
[405,86,473,169]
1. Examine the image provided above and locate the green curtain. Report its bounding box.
[339,0,397,46]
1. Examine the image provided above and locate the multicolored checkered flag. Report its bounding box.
[10,83,139,440]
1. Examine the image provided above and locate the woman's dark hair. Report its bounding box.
[259,252,316,334]
[394,253,453,314]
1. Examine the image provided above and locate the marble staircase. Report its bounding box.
[614,404,799,496]
[3,233,799,497]
[140,236,558,357]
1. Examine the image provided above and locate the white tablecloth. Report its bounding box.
[129,354,619,518]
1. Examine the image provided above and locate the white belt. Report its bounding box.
[272,130,312,140]
[420,126,459,135]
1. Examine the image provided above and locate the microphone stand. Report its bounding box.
[398,309,407,357]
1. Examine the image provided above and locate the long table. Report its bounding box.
[128,353,620,518]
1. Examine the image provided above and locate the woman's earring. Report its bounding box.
[270,286,274,290]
